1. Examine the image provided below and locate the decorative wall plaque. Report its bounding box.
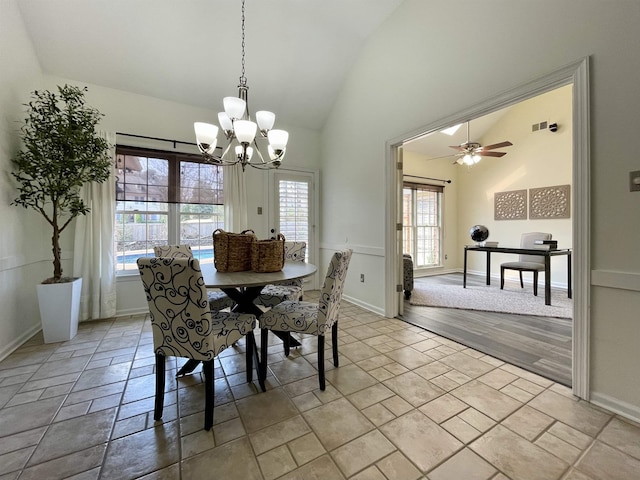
[494,189,527,220]
[529,184,571,219]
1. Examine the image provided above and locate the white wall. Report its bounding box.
[0,0,49,359]
[321,0,640,417]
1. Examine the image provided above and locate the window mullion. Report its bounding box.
[169,203,180,244]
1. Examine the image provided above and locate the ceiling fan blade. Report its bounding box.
[481,141,513,150]
[453,158,463,165]
[481,151,508,157]
[448,145,466,151]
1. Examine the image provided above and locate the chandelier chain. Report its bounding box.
[240,0,246,86]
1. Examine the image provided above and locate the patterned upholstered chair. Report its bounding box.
[403,254,414,299]
[259,249,352,390]
[153,244,235,311]
[137,257,258,430]
[500,232,552,296]
[255,241,307,308]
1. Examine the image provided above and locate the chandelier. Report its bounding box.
[194,0,288,170]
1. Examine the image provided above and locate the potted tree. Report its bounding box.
[11,85,111,343]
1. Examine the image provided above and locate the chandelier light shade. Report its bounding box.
[194,0,288,170]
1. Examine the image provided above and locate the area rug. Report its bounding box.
[409,282,573,318]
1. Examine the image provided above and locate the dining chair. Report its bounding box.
[255,241,307,307]
[259,249,352,390]
[137,257,258,430]
[500,232,552,296]
[153,244,235,311]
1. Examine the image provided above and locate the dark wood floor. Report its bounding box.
[400,273,572,386]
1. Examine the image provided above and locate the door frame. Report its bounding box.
[384,57,591,400]
[266,166,320,290]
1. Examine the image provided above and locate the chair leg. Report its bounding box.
[519,271,524,288]
[202,360,215,431]
[318,335,326,391]
[249,331,265,392]
[500,267,505,290]
[245,332,255,383]
[332,323,339,367]
[283,332,291,357]
[154,353,165,421]
[260,329,269,387]
[533,271,539,296]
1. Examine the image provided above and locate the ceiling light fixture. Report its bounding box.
[194,0,288,170]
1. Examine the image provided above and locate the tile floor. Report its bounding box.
[1,291,639,479]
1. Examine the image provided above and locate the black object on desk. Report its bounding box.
[463,245,572,306]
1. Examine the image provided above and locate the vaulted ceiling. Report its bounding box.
[17,0,405,132]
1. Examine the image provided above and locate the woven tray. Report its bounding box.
[213,229,256,272]
[251,234,285,273]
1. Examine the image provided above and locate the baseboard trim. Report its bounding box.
[590,391,640,423]
[342,294,385,317]
[115,307,149,317]
[0,324,41,363]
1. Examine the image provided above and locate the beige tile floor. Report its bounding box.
[1,291,640,479]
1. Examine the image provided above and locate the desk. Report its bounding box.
[463,245,572,306]
[176,262,317,378]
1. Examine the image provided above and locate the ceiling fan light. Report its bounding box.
[462,154,473,165]
[223,96,246,120]
[472,154,482,164]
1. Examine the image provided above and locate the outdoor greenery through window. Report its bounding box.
[115,146,224,272]
[402,182,443,267]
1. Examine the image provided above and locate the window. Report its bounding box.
[277,178,309,261]
[402,182,443,267]
[115,146,224,273]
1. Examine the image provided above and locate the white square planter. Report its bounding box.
[37,277,82,343]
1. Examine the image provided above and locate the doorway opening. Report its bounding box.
[384,58,590,399]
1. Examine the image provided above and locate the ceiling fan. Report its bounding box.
[449,122,513,166]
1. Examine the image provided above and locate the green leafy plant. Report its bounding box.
[11,85,112,284]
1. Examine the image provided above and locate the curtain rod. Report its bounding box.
[116,132,197,149]
[403,174,452,184]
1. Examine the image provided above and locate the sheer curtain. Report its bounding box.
[72,131,117,321]
[223,163,248,231]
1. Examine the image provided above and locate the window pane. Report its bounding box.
[116,154,169,202]
[402,185,442,268]
[279,180,309,240]
[179,203,224,264]
[278,179,309,261]
[180,161,224,204]
[115,208,168,272]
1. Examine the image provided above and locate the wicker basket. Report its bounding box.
[251,234,285,273]
[212,229,257,272]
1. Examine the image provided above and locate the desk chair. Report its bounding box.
[255,241,307,307]
[259,249,352,390]
[500,232,552,296]
[153,244,235,311]
[137,257,258,430]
